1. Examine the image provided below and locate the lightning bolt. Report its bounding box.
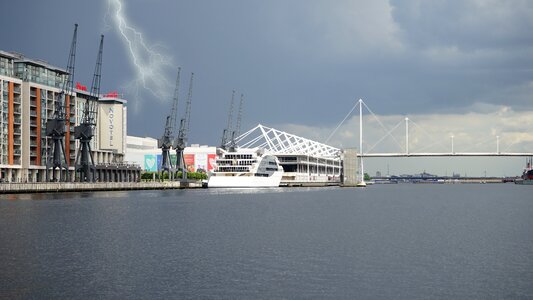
[105,0,175,111]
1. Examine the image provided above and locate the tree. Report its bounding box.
[364,173,371,181]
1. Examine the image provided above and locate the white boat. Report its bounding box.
[208,148,284,188]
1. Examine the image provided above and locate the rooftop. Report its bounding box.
[1,49,68,74]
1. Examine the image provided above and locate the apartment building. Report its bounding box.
[0,50,131,182]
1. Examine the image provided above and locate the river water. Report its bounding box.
[1,184,532,299]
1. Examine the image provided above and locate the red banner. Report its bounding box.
[184,154,195,172]
[208,154,216,171]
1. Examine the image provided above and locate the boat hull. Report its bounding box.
[208,171,283,188]
[515,179,533,185]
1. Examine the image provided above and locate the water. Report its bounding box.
[1,185,532,299]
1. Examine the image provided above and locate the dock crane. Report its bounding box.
[74,34,104,182]
[220,90,235,150]
[174,72,194,180]
[228,93,244,152]
[46,24,78,182]
[158,67,181,180]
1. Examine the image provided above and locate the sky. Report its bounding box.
[1,0,532,176]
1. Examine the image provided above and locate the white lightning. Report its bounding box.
[105,0,175,109]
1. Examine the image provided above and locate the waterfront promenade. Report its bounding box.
[0,181,203,194]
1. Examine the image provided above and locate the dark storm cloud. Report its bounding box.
[391,0,533,50]
[1,0,532,146]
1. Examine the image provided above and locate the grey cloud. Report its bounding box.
[391,0,533,51]
[2,0,532,147]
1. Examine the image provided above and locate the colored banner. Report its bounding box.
[156,154,162,171]
[195,153,208,172]
[207,154,216,171]
[184,154,195,172]
[144,154,157,172]
[170,154,177,166]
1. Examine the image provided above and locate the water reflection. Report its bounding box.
[0,186,335,201]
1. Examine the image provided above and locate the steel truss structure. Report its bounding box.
[236,124,341,158]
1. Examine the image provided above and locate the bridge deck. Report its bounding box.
[359,152,533,157]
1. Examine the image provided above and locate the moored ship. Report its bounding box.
[207,148,284,188]
[515,157,533,185]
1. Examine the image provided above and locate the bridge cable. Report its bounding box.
[365,120,404,153]
[408,119,448,152]
[461,135,495,152]
[325,100,358,143]
[360,100,404,152]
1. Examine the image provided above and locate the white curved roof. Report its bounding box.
[236,124,340,158]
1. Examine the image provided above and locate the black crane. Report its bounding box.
[74,34,104,182]
[174,72,194,180]
[220,90,235,150]
[46,24,78,182]
[158,67,181,180]
[228,93,244,152]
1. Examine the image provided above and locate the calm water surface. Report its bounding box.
[1,184,532,299]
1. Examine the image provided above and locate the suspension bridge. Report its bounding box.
[329,99,533,158]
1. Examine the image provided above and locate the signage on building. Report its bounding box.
[207,154,216,171]
[156,154,162,171]
[195,153,207,172]
[99,103,123,153]
[144,154,157,172]
[184,154,195,172]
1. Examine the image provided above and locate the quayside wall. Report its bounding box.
[0,181,202,194]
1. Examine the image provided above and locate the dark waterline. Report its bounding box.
[1,185,532,299]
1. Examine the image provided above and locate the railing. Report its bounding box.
[97,162,142,169]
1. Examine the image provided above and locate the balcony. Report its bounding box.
[30,121,37,127]
[30,90,36,97]
[30,110,37,117]
[30,100,36,107]
[30,150,37,157]
[30,140,38,147]
[13,97,21,104]
[13,138,21,145]
[30,130,37,137]
[13,128,21,135]
[13,107,21,114]
[14,86,21,94]
[13,117,21,124]
[14,149,21,156]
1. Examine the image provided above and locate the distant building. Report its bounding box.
[375,171,382,177]
[125,136,216,173]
